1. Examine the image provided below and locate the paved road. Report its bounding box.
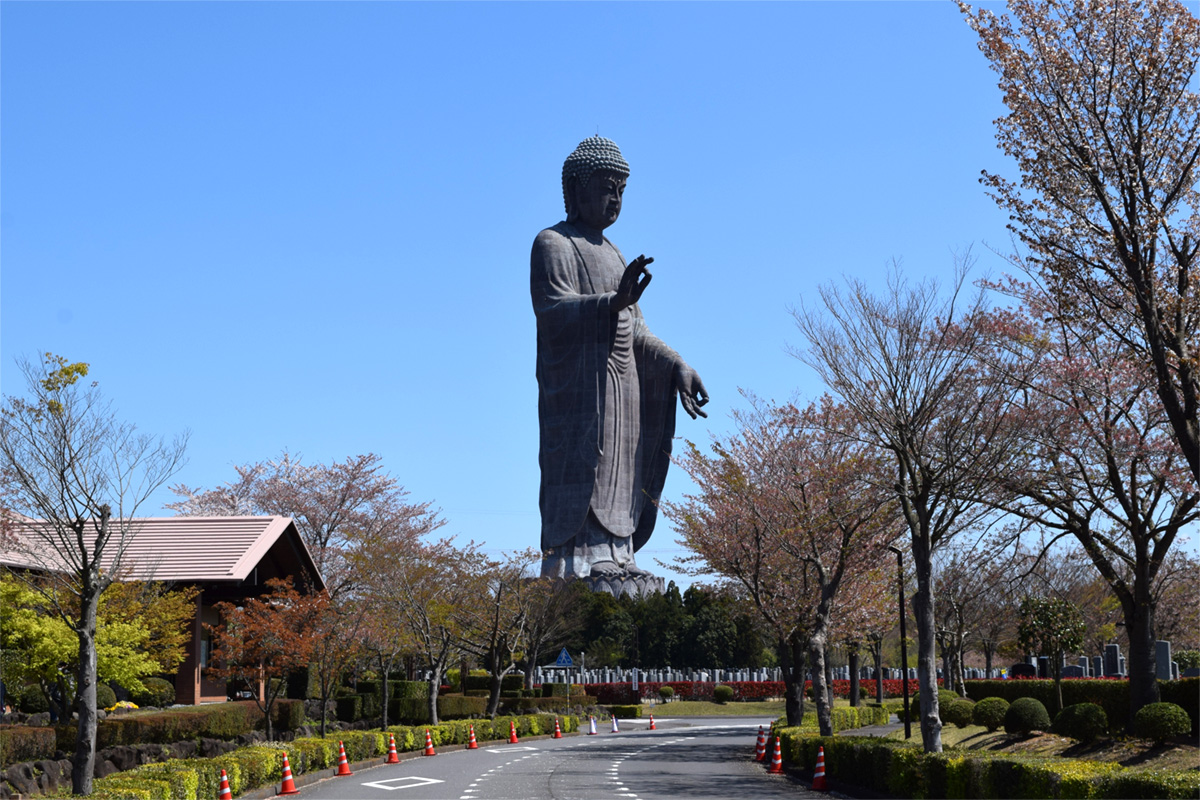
[293,717,826,800]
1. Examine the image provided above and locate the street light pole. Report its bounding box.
[888,545,912,739]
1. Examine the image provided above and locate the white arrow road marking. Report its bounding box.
[361,776,445,791]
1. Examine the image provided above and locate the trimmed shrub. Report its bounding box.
[336,694,362,722]
[390,698,430,724]
[393,681,430,699]
[966,678,1129,734]
[131,676,175,708]
[942,698,976,728]
[272,699,305,732]
[1158,677,1199,736]
[0,725,57,762]
[96,683,118,709]
[439,695,488,719]
[972,696,1009,731]
[658,685,674,700]
[1052,702,1108,742]
[542,682,570,698]
[359,691,381,719]
[1004,696,1051,736]
[713,685,735,704]
[11,684,48,713]
[1133,702,1191,743]
[906,688,960,722]
[607,705,642,719]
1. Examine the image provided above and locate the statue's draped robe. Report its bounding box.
[532,222,679,573]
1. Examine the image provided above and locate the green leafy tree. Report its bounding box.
[1018,596,1086,714]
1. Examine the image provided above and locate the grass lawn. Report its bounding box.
[885,723,1200,773]
[649,700,786,716]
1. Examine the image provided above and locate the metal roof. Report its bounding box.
[0,516,324,589]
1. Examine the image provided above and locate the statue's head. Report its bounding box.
[562,136,630,228]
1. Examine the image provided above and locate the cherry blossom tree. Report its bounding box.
[794,264,1031,752]
[667,395,897,732]
[169,452,442,598]
[960,0,1200,484]
[985,280,1199,727]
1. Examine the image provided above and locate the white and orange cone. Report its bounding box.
[754,726,766,761]
[217,769,232,800]
[508,720,520,743]
[385,733,400,764]
[467,725,479,749]
[812,745,827,791]
[648,714,656,730]
[767,737,784,774]
[553,717,563,739]
[423,729,437,756]
[278,752,300,795]
[336,741,353,776]
[587,716,598,735]
[611,715,620,733]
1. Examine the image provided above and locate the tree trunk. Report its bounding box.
[873,648,884,703]
[71,607,99,796]
[849,647,860,708]
[912,534,943,753]
[1123,596,1160,732]
[954,641,967,697]
[524,647,539,691]
[983,644,994,679]
[427,668,441,725]
[781,635,806,726]
[486,651,504,719]
[809,638,833,737]
[379,655,391,732]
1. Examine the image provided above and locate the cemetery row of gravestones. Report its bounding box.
[1009,640,1195,681]
[416,640,1195,688]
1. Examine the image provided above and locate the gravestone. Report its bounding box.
[1155,641,1172,680]
[1078,656,1091,677]
[1093,656,1103,678]
[1010,663,1038,679]
[1104,644,1121,677]
[1171,661,1179,680]
[1118,656,1126,675]
[1037,656,1050,679]
[1061,665,1085,678]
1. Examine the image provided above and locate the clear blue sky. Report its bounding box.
[3,1,1082,585]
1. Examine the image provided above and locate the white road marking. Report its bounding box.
[361,776,445,791]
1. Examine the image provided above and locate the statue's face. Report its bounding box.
[573,170,626,231]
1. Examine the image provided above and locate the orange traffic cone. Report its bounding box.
[611,715,620,733]
[278,751,300,795]
[648,714,656,730]
[423,729,437,756]
[217,769,232,800]
[587,716,598,735]
[754,726,766,761]
[467,725,479,749]
[767,737,784,774]
[812,745,827,791]
[553,718,563,739]
[508,720,520,743]
[385,733,400,764]
[336,741,353,776]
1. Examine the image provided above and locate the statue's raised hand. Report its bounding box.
[674,363,709,420]
[613,255,654,312]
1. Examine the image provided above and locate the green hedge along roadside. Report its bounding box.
[770,726,1200,799]
[89,713,578,800]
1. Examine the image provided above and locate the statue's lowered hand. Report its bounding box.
[675,364,709,419]
[613,255,654,312]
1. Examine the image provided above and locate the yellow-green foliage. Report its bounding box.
[770,728,1199,799]
[92,775,173,800]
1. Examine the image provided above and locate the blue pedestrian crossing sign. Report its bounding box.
[555,648,574,668]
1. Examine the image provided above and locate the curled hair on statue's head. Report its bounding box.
[561,136,630,221]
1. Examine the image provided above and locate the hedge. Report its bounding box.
[770,728,1200,799]
[795,703,890,732]
[91,714,578,799]
[606,705,643,719]
[965,678,1198,735]
[0,725,57,763]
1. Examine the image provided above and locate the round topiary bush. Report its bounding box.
[132,676,175,708]
[973,697,1009,732]
[658,685,674,701]
[95,683,117,710]
[13,683,49,714]
[943,697,976,728]
[907,688,961,722]
[1004,696,1051,736]
[1051,703,1108,742]
[713,685,735,704]
[1133,702,1191,744]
